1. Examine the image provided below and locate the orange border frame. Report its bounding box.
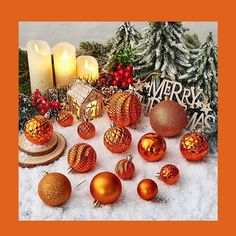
[1,0,234,234]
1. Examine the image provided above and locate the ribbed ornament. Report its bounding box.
[68,143,96,173]
[115,155,135,180]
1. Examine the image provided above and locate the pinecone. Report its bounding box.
[94,72,113,90]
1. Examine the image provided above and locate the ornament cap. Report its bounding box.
[127,155,133,162]
[93,199,102,208]
[110,121,115,128]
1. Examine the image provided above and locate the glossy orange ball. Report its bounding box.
[90,172,122,204]
[24,115,53,145]
[56,110,73,127]
[115,155,135,180]
[138,133,166,162]
[180,132,209,161]
[159,164,180,185]
[77,121,96,139]
[137,179,158,201]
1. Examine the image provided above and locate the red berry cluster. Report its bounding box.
[32,89,61,115]
[110,64,134,89]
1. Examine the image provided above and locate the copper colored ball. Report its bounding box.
[38,172,71,207]
[24,115,53,145]
[115,156,135,180]
[138,133,166,162]
[56,110,73,127]
[137,179,158,201]
[160,164,180,185]
[150,100,187,137]
[77,121,96,139]
[90,172,122,204]
[180,132,209,161]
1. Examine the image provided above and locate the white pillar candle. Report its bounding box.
[27,40,53,93]
[77,56,99,84]
[53,42,76,88]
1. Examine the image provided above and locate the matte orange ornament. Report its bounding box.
[138,133,166,162]
[68,143,96,173]
[77,121,96,139]
[115,155,135,180]
[90,171,122,205]
[104,123,132,153]
[107,91,141,128]
[56,110,73,127]
[149,100,187,137]
[24,115,53,145]
[159,164,180,185]
[180,132,209,161]
[137,179,158,201]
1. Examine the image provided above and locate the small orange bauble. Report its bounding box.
[90,171,122,204]
[180,132,209,161]
[159,164,180,185]
[137,179,158,201]
[24,115,53,145]
[138,133,166,162]
[77,121,96,139]
[115,155,135,180]
[107,91,141,128]
[56,110,73,127]
[104,123,132,153]
[68,143,96,173]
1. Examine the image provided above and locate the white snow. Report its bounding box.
[19,114,218,221]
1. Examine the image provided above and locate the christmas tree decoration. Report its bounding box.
[19,49,30,95]
[180,132,209,161]
[107,91,141,128]
[158,164,180,185]
[94,72,113,90]
[24,116,53,145]
[90,171,122,205]
[56,110,74,127]
[68,143,97,173]
[138,133,166,162]
[103,123,132,153]
[38,172,72,207]
[67,80,104,120]
[137,179,158,201]
[115,155,135,180]
[77,119,96,139]
[150,100,187,137]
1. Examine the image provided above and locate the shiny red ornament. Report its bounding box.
[115,155,135,180]
[180,132,209,161]
[56,110,74,127]
[159,164,180,185]
[77,121,96,139]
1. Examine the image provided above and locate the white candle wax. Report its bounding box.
[53,42,76,88]
[77,56,99,83]
[27,40,53,93]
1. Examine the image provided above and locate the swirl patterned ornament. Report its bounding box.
[180,132,209,161]
[159,164,180,185]
[56,110,73,127]
[115,155,135,180]
[68,143,97,173]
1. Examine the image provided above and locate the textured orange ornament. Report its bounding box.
[104,123,132,153]
[150,100,187,137]
[107,91,141,128]
[138,133,166,162]
[56,110,73,127]
[77,121,96,139]
[115,155,135,180]
[90,171,122,205]
[180,132,209,161]
[137,179,158,201]
[68,143,96,173]
[38,172,71,207]
[159,164,180,185]
[24,115,53,145]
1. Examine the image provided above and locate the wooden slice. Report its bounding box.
[19,132,66,168]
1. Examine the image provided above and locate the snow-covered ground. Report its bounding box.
[19,114,218,220]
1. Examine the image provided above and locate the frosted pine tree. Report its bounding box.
[105,22,141,71]
[179,32,218,105]
[134,22,191,80]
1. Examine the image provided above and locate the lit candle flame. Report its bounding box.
[34,44,40,53]
[61,50,69,60]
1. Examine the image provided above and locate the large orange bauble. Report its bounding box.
[90,172,122,204]
[115,155,135,180]
[68,143,97,173]
[24,115,53,145]
[107,91,142,128]
[149,100,187,137]
[137,179,158,201]
[180,132,209,161]
[159,164,180,185]
[138,133,166,162]
[56,110,73,127]
[104,125,132,153]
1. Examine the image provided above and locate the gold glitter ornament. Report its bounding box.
[24,115,53,145]
[68,143,97,173]
[38,172,71,207]
[56,110,74,127]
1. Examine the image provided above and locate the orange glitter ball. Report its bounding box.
[77,121,96,139]
[56,110,73,127]
[159,164,180,185]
